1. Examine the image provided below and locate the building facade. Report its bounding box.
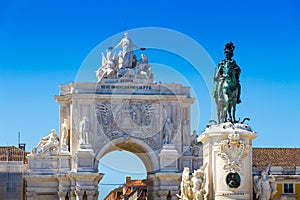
[0,146,28,200]
[253,148,300,200]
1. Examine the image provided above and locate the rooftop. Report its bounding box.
[0,146,29,164]
[253,148,300,167]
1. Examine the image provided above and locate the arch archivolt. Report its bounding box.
[95,136,160,172]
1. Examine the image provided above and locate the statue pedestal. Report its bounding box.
[76,145,96,172]
[198,123,257,200]
[159,144,179,172]
[59,145,69,155]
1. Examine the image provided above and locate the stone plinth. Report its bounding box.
[60,145,69,155]
[198,123,257,200]
[159,144,179,172]
[27,153,71,174]
[76,145,96,172]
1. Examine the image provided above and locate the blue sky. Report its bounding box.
[1,0,300,198]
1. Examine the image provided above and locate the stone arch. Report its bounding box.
[95,137,160,172]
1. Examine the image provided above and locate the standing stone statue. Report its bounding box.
[213,42,241,123]
[163,118,174,144]
[79,117,89,145]
[253,163,277,200]
[190,130,201,156]
[60,118,69,146]
[114,32,137,68]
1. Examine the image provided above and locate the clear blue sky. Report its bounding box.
[1,0,299,199]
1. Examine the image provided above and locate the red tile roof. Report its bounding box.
[104,187,123,200]
[125,179,146,187]
[0,146,28,163]
[253,148,300,166]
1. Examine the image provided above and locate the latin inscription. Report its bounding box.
[99,85,152,90]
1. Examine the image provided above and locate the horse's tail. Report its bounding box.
[241,118,250,124]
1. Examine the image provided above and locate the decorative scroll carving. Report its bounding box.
[217,133,247,172]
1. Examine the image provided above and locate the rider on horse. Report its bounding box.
[213,42,241,123]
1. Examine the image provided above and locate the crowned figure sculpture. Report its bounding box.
[196,42,257,200]
[213,42,241,123]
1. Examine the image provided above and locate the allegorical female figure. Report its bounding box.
[114,32,137,68]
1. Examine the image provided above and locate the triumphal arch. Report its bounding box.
[24,33,203,200]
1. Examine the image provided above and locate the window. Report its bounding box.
[283,183,294,194]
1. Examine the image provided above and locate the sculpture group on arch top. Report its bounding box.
[26,33,277,200]
[96,32,151,83]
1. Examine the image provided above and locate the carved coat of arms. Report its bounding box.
[217,133,248,172]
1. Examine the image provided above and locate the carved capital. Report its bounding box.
[94,191,99,198]
[75,189,84,198]
[57,190,67,199]
[85,190,95,197]
[85,190,95,200]
[69,190,76,197]
[158,190,169,197]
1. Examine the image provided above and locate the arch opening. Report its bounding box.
[98,150,147,199]
[96,137,160,199]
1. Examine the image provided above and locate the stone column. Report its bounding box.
[57,191,67,200]
[170,191,179,200]
[158,190,168,200]
[71,172,103,200]
[69,191,76,200]
[147,173,160,200]
[69,177,76,200]
[198,123,257,200]
[86,190,95,200]
[155,172,181,200]
[75,189,84,200]
[94,191,99,200]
